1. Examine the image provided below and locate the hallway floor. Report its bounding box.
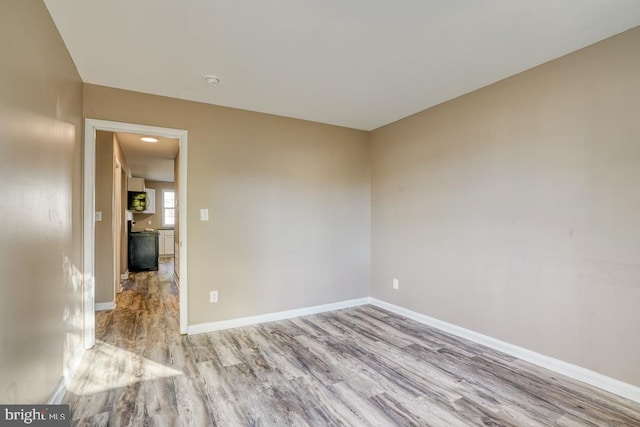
[63,259,640,426]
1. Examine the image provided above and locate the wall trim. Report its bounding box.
[120,271,129,280]
[187,297,370,335]
[47,348,85,404]
[369,298,640,403]
[95,301,116,311]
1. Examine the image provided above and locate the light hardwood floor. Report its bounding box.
[64,259,640,426]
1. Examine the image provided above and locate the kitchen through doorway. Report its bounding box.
[83,119,189,349]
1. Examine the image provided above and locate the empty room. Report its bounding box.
[1,1,640,425]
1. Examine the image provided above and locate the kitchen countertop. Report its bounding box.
[131,227,174,233]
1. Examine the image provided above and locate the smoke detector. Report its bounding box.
[204,75,220,86]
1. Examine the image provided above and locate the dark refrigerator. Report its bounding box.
[128,231,159,271]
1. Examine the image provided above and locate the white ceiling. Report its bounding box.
[116,132,179,182]
[45,1,640,130]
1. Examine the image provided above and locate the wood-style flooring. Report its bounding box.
[64,259,640,426]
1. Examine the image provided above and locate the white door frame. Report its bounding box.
[113,156,123,297]
[83,118,189,348]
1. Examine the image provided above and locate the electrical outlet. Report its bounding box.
[210,290,218,303]
[393,278,399,290]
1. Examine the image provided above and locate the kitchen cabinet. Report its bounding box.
[158,230,165,254]
[142,188,156,214]
[159,229,174,255]
[127,177,145,192]
[165,230,174,255]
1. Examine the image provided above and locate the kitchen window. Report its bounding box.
[162,189,175,227]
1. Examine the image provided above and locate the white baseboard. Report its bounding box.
[95,301,116,311]
[187,297,370,335]
[369,298,640,404]
[47,347,85,404]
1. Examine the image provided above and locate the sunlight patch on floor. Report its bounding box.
[68,340,183,395]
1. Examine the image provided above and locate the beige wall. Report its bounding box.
[95,131,115,303]
[95,131,130,303]
[370,27,640,387]
[115,137,129,275]
[84,85,371,324]
[95,131,130,302]
[132,180,175,231]
[0,0,84,402]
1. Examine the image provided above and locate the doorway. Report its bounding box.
[83,119,188,348]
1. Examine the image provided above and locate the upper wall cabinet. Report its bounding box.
[128,177,145,192]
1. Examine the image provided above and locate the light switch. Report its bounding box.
[95,211,102,221]
[200,209,209,221]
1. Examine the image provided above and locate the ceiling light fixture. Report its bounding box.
[204,75,220,86]
[141,136,159,143]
